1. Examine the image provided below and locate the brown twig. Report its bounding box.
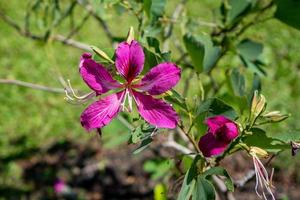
[0,9,91,51]
[178,124,201,154]
[76,0,114,44]
[163,0,188,51]
[0,79,64,93]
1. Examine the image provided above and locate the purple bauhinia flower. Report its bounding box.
[198,115,239,157]
[78,40,181,131]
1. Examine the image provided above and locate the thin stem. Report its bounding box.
[178,124,201,153]
[0,79,64,93]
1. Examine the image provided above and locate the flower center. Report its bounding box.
[121,88,133,112]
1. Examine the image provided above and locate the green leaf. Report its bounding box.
[196,98,238,120]
[177,174,196,200]
[192,176,215,200]
[143,0,166,19]
[274,0,300,30]
[240,57,266,76]
[271,130,300,143]
[143,47,160,71]
[183,34,205,73]
[237,39,266,76]
[226,0,251,25]
[164,89,188,111]
[183,34,221,73]
[230,68,245,96]
[177,156,201,200]
[243,128,289,153]
[133,137,153,154]
[237,39,263,61]
[203,167,234,192]
[147,36,161,54]
[128,123,156,144]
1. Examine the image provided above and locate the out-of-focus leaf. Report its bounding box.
[203,167,234,192]
[240,57,266,76]
[102,120,130,149]
[271,130,300,143]
[144,0,166,19]
[230,68,245,96]
[252,74,261,93]
[144,159,174,180]
[237,39,266,76]
[192,176,215,200]
[274,0,300,31]
[226,0,251,25]
[183,34,205,73]
[218,93,248,116]
[154,183,167,200]
[237,39,263,61]
[143,24,163,37]
[183,34,221,73]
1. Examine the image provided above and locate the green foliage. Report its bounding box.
[243,128,289,153]
[230,68,246,97]
[192,176,215,200]
[177,156,201,200]
[144,0,166,19]
[144,159,174,180]
[237,39,266,76]
[203,167,234,192]
[275,0,300,30]
[183,34,205,73]
[196,98,238,120]
[225,0,252,25]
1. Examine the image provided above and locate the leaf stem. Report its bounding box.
[178,124,201,154]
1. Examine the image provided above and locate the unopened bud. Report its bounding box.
[249,146,269,159]
[263,111,289,122]
[126,26,135,44]
[251,90,266,117]
[91,46,114,64]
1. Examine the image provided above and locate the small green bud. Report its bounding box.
[251,90,266,117]
[126,26,135,44]
[249,147,269,159]
[263,111,289,123]
[91,46,114,64]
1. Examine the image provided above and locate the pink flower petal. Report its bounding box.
[198,132,229,157]
[134,62,181,95]
[80,91,125,131]
[218,122,239,142]
[115,40,144,82]
[205,115,232,135]
[79,53,121,94]
[132,91,179,129]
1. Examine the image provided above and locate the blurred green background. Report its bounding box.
[1,0,300,199]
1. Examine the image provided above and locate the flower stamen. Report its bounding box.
[64,79,96,104]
